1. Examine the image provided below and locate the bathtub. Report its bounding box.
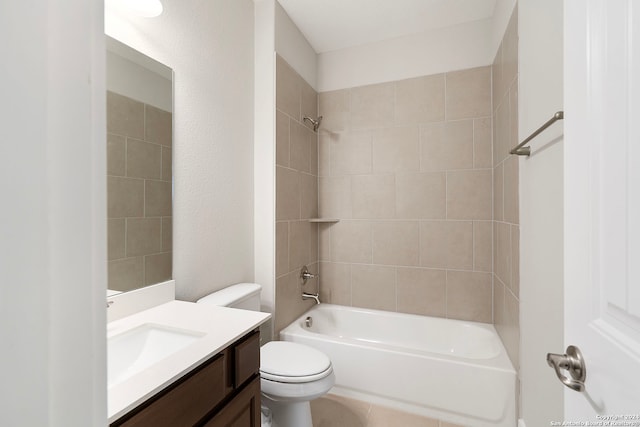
[280,304,516,427]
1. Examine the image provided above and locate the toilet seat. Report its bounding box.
[260,341,333,383]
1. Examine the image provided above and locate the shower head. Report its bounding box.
[303,115,323,132]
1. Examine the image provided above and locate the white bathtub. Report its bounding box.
[280,304,516,427]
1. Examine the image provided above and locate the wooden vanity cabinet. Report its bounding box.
[111,330,261,427]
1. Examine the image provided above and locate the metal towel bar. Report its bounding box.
[510,111,564,156]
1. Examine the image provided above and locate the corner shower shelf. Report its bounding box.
[308,218,340,223]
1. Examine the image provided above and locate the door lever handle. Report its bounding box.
[546,345,586,392]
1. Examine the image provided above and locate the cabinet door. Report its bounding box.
[113,354,226,427]
[202,377,261,427]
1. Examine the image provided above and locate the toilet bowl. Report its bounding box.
[197,283,335,427]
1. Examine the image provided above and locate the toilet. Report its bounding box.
[197,283,335,427]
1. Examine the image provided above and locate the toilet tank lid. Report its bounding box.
[196,283,262,307]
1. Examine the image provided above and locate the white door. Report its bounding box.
[564,0,640,420]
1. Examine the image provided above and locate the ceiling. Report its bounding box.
[277,0,498,54]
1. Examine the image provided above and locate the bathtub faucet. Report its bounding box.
[302,292,321,305]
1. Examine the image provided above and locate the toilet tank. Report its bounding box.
[196,283,262,311]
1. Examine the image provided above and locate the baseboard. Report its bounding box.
[518,419,526,427]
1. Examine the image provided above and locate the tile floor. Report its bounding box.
[311,394,466,427]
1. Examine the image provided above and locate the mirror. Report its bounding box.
[106,36,173,294]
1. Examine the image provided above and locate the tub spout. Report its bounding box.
[302,292,321,305]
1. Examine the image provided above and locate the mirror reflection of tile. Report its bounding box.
[107,90,172,292]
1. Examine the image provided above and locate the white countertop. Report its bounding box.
[107,300,270,423]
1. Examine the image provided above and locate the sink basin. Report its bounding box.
[108,323,204,388]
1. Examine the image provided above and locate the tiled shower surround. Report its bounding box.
[274,10,520,373]
[275,55,320,334]
[107,91,173,292]
[492,6,520,371]
[317,68,494,323]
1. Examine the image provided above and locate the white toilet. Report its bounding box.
[197,283,335,427]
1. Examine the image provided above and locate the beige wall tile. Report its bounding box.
[372,221,420,266]
[495,221,512,289]
[445,66,491,120]
[301,80,318,130]
[319,89,350,133]
[474,221,493,272]
[503,288,520,370]
[368,403,439,427]
[350,82,394,130]
[275,270,314,336]
[318,134,331,177]
[446,270,492,322]
[276,110,290,167]
[493,276,506,332]
[144,105,172,147]
[319,262,351,305]
[395,172,446,219]
[289,220,311,271]
[493,42,504,114]
[351,264,396,311]
[446,169,492,220]
[351,174,395,219]
[161,146,172,181]
[420,221,473,270]
[331,220,372,263]
[440,422,466,427]
[290,120,311,173]
[162,217,172,251]
[145,180,172,217]
[310,223,319,265]
[108,218,125,260]
[396,267,446,317]
[319,176,353,219]
[510,81,519,152]
[107,91,144,139]
[107,176,144,218]
[474,118,493,169]
[319,223,331,261]
[144,252,172,286]
[310,134,318,175]
[511,224,520,297]
[494,98,510,166]
[300,173,318,219]
[420,120,474,171]
[126,138,162,179]
[372,126,420,173]
[276,221,289,277]
[108,257,143,292]
[494,162,504,222]
[126,218,162,257]
[330,130,372,175]
[276,55,301,121]
[276,166,300,220]
[107,134,125,176]
[394,74,445,125]
[504,155,519,224]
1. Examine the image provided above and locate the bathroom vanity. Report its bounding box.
[107,300,270,427]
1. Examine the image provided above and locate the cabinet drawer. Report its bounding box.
[113,353,226,427]
[234,331,260,387]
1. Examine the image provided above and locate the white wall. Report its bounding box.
[275,2,318,90]
[106,0,256,302]
[0,0,106,425]
[317,19,493,92]
[518,0,565,424]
